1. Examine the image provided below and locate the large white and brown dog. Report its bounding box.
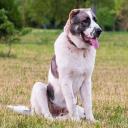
[8,8,102,122]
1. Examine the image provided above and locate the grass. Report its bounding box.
[0,29,128,128]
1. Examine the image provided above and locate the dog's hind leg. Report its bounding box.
[31,82,53,120]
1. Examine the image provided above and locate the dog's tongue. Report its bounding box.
[90,38,99,49]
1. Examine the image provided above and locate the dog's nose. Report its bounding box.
[95,28,102,37]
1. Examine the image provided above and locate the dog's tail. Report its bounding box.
[7,105,31,115]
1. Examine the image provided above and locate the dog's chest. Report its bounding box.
[65,48,95,76]
[55,38,95,75]
[68,51,94,92]
[58,47,95,94]
[55,34,96,93]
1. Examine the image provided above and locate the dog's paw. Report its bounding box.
[71,116,80,122]
[87,119,100,124]
[86,113,96,123]
[86,116,99,124]
[44,113,54,121]
[70,109,81,121]
[70,113,80,121]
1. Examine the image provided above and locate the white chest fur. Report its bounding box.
[55,32,96,78]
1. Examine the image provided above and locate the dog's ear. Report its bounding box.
[64,9,80,33]
[91,7,96,15]
[64,9,80,32]
[69,9,80,20]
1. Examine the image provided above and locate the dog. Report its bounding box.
[8,8,102,122]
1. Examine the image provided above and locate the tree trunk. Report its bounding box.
[7,43,12,57]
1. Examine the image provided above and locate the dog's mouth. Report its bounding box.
[81,32,99,49]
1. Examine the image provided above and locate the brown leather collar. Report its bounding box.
[67,35,86,51]
[67,36,77,48]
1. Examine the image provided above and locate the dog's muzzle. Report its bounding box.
[93,27,102,38]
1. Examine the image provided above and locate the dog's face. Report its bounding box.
[68,8,102,49]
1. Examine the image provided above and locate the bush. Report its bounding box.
[0,8,18,57]
[0,0,22,28]
[117,0,128,31]
[0,9,15,37]
[97,7,116,31]
[20,27,32,36]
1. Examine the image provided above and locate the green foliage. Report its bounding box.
[0,8,31,57]
[0,8,18,57]
[25,0,90,28]
[20,27,32,36]
[0,0,22,28]
[0,0,128,31]
[116,0,128,31]
[0,9,15,37]
[20,0,125,31]
[97,7,116,31]
[114,0,124,16]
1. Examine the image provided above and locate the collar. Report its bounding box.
[66,35,87,57]
[67,35,77,48]
[67,35,86,51]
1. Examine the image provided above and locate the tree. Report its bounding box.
[116,0,128,30]
[0,8,31,57]
[0,8,18,57]
[0,0,22,28]
[24,0,88,28]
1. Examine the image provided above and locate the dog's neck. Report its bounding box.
[66,32,89,50]
[66,33,89,58]
[67,35,78,48]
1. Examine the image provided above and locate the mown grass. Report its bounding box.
[0,29,128,128]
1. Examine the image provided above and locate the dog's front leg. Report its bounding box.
[80,78,95,122]
[61,78,80,121]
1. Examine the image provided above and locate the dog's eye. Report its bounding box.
[81,17,90,27]
[93,17,97,22]
[83,17,90,23]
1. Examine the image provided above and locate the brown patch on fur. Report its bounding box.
[47,83,54,100]
[51,55,59,78]
[69,9,80,21]
[48,99,68,117]
[47,83,68,116]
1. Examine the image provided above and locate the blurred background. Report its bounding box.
[0,0,128,31]
[1,0,128,57]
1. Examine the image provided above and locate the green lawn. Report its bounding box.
[0,29,128,128]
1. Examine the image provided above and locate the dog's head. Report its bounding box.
[65,8,102,49]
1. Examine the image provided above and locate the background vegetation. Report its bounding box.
[1,0,128,56]
[0,0,128,31]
